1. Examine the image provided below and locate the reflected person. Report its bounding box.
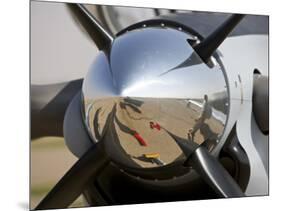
[188,94,212,141]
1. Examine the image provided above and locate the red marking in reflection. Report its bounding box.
[133,132,147,146]
[150,122,161,130]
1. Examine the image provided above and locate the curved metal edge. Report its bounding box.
[116,18,204,40]
[252,75,269,134]
[63,91,94,157]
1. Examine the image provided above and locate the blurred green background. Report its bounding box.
[31,137,86,209]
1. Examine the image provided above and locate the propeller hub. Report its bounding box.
[82,25,230,169]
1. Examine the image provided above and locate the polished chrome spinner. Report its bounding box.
[82,24,229,168]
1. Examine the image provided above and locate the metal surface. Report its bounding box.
[217,35,268,195]
[64,92,94,157]
[82,26,229,169]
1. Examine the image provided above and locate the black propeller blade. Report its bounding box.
[31,79,83,139]
[167,131,245,198]
[35,143,109,210]
[67,4,114,50]
[187,147,245,197]
[194,14,245,63]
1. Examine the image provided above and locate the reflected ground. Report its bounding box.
[85,97,224,168]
